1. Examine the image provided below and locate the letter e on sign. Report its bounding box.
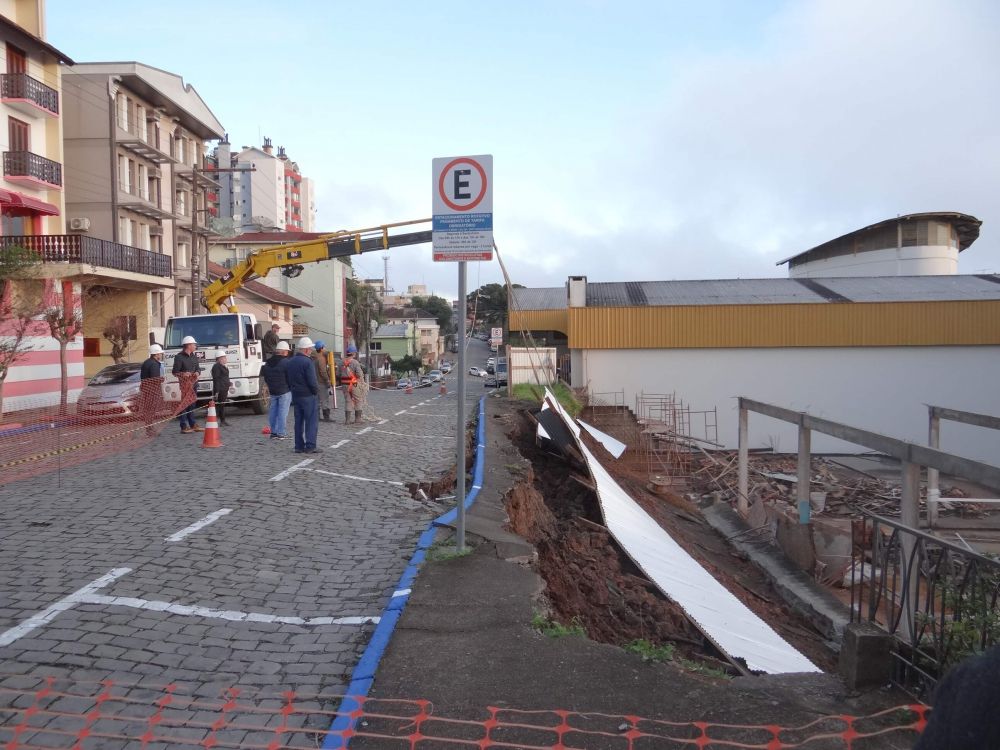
[432,154,493,262]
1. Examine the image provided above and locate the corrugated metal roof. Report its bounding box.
[575,275,1000,308]
[373,323,410,338]
[511,287,565,310]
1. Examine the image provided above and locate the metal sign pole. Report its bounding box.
[455,260,467,552]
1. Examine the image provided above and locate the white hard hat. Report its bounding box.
[149,344,163,355]
[276,341,290,352]
[181,336,197,345]
[297,336,314,349]
[215,349,227,359]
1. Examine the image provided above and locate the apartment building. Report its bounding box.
[61,62,225,372]
[0,1,82,411]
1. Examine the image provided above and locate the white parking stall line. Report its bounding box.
[0,567,133,647]
[374,429,452,439]
[329,439,350,449]
[268,458,315,482]
[165,508,233,543]
[80,593,379,626]
[377,419,389,425]
[307,468,405,487]
[394,410,408,416]
[356,426,373,435]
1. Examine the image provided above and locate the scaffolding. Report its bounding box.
[635,392,719,487]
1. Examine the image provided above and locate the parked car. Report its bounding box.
[485,364,495,374]
[483,376,498,388]
[469,366,485,377]
[426,369,443,382]
[396,378,412,389]
[496,359,508,386]
[441,363,453,374]
[76,363,144,419]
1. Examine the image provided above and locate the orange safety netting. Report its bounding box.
[0,387,196,486]
[0,675,926,749]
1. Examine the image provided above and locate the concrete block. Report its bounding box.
[839,622,894,690]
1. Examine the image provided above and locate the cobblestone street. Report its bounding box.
[0,377,480,723]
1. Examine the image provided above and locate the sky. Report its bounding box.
[48,0,1000,300]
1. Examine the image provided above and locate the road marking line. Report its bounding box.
[80,594,379,626]
[377,419,389,425]
[308,468,405,486]
[397,412,450,417]
[165,508,233,543]
[329,439,350,449]
[374,429,451,439]
[356,426,373,435]
[268,458,315,482]
[394,410,408,416]
[0,568,132,647]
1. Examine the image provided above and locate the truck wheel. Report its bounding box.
[251,381,269,415]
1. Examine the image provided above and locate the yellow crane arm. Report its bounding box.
[201,218,433,313]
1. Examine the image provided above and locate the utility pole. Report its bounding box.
[185,164,254,309]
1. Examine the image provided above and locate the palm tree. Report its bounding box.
[345,278,382,361]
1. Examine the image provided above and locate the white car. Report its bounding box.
[469,366,486,377]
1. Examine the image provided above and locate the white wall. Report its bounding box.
[791,245,958,278]
[579,346,1000,464]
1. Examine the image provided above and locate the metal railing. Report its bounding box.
[851,511,1000,695]
[0,72,59,114]
[3,150,62,186]
[0,235,172,278]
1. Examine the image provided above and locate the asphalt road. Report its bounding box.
[0,350,485,744]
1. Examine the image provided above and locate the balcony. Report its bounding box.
[1,73,59,118]
[115,120,175,164]
[3,151,62,189]
[0,234,172,279]
[118,182,172,220]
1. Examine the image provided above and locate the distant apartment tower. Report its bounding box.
[209,138,315,234]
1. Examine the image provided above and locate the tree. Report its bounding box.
[346,277,382,360]
[467,283,525,328]
[41,279,83,413]
[0,244,41,419]
[102,316,132,364]
[391,354,422,375]
[410,294,454,332]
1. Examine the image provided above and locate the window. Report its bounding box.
[136,105,147,142]
[370,341,382,351]
[8,117,29,152]
[117,154,130,193]
[138,223,151,250]
[176,242,190,269]
[118,216,129,244]
[129,220,139,246]
[284,307,291,321]
[6,44,27,75]
[115,93,129,130]
[151,291,165,328]
[175,190,187,216]
[1,214,28,235]
[177,295,189,317]
[137,164,148,199]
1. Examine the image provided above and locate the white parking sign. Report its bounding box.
[432,155,493,262]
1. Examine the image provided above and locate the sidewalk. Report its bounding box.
[357,397,919,748]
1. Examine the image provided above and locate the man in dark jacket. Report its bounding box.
[284,336,320,453]
[262,323,280,359]
[171,335,202,433]
[915,645,1000,749]
[140,343,165,436]
[261,341,291,440]
[211,349,232,426]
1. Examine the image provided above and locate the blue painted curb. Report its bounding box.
[322,395,488,749]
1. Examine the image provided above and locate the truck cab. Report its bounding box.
[160,313,268,414]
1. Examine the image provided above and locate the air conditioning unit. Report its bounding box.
[149,225,164,236]
[69,217,91,232]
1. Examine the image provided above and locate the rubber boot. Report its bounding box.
[322,409,331,422]
[344,410,354,425]
[355,410,364,424]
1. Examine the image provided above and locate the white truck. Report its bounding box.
[161,312,268,414]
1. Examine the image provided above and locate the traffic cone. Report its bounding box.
[201,401,223,448]
[405,384,413,395]
[439,383,447,395]
[261,425,271,435]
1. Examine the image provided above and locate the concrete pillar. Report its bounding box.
[900,460,921,642]
[797,425,811,524]
[737,403,749,517]
[927,411,941,528]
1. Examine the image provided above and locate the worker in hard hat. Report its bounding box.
[172,335,203,433]
[139,343,165,436]
[284,336,321,453]
[211,349,232,426]
[340,344,367,425]
[261,340,292,440]
[313,340,333,422]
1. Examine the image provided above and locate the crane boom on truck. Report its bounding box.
[159,218,432,415]
[201,218,432,313]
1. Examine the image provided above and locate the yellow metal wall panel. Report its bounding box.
[565,301,1000,349]
[509,309,569,335]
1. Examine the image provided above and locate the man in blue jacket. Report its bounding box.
[284,336,321,453]
[261,340,291,440]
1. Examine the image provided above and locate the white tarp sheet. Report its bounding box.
[543,390,819,674]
